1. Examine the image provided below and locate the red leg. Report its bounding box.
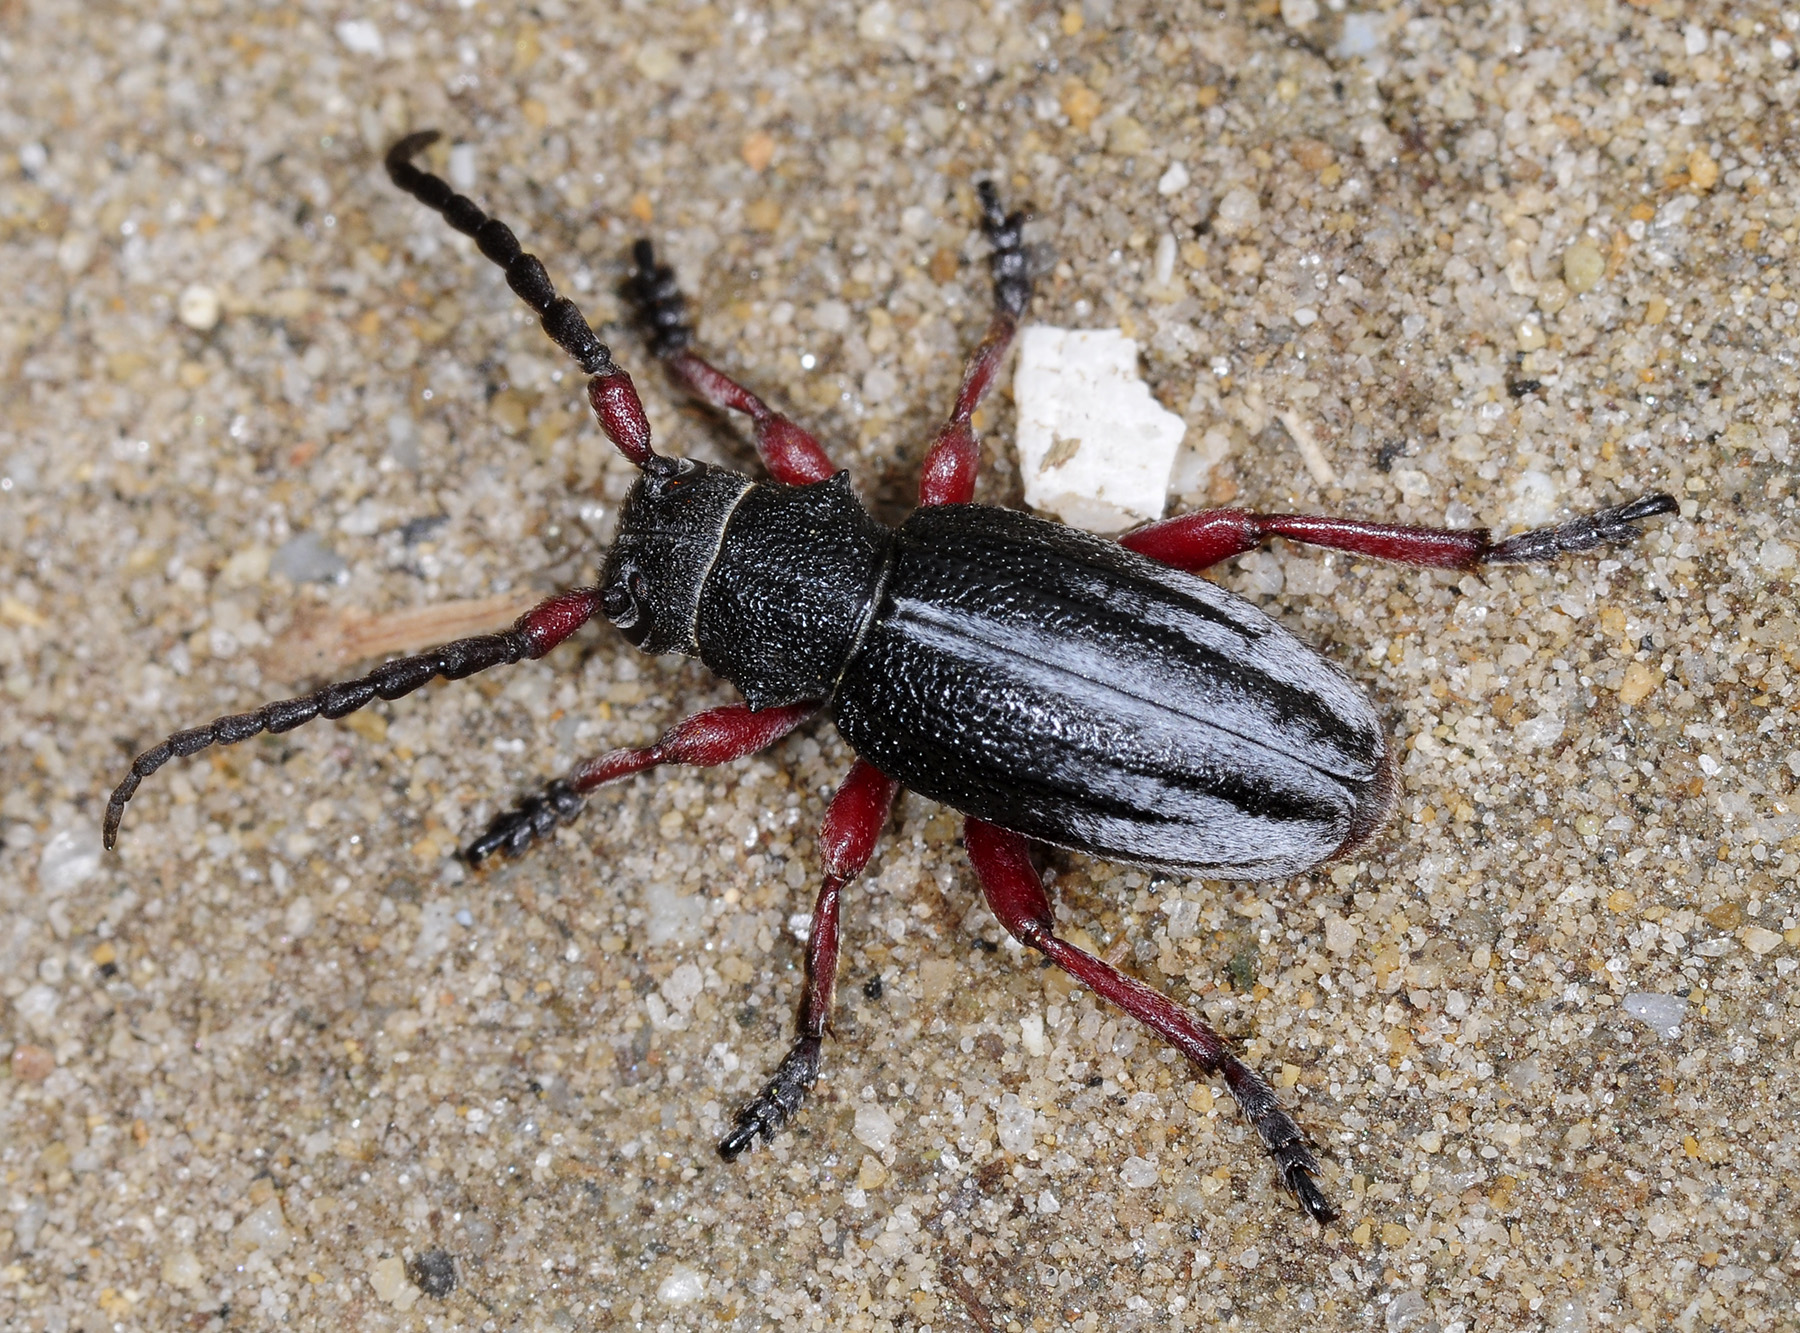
[466,701,819,863]
[664,350,837,487]
[1121,493,1678,573]
[917,315,1019,507]
[720,759,899,1159]
[919,182,1032,507]
[963,819,1338,1224]
[622,239,837,486]
[105,589,603,850]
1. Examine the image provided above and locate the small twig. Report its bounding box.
[940,1264,997,1333]
[261,589,544,683]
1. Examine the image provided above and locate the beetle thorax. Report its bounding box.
[600,463,893,711]
[692,471,893,710]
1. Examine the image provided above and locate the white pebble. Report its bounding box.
[995,1092,1034,1152]
[1513,711,1564,750]
[447,143,478,191]
[408,898,454,961]
[852,1101,897,1151]
[1020,1012,1046,1057]
[1743,927,1784,957]
[1545,1296,1591,1332]
[232,1198,292,1257]
[1152,232,1177,286]
[14,983,60,1036]
[335,19,384,56]
[634,42,678,82]
[38,827,102,895]
[1759,539,1795,572]
[369,1256,419,1309]
[1012,326,1186,533]
[1277,409,1336,487]
[1620,991,1686,1040]
[658,1266,706,1304]
[56,229,96,275]
[1683,23,1708,55]
[856,0,897,43]
[1036,1189,1060,1214]
[160,1249,204,1291]
[178,283,221,331]
[643,881,706,945]
[1338,11,1386,56]
[1212,186,1262,236]
[659,962,704,1015]
[1281,0,1319,27]
[861,365,898,404]
[271,532,347,584]
[1386,1289,1432,1330]
[1508,469,1560,526]
[1156,161,1190,196]
[1120,1155,1159,1188]
[284,895,316,939]
[1324,915,1359,953]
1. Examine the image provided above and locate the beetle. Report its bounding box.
[103,130,1677,1224]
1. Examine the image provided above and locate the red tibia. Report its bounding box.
[515,588,606,656]
[798,760,898,1038]
[568,702,816,794]
[918,311,1019,507]
[665,349,837,486]
[963,817,1338,1223]
[797,874,848,1040]
[1121,508,1487,573]
[964,820,1232,1071]
[587,369,657,468]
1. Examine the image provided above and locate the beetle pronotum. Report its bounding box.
[104,131,1676,1223]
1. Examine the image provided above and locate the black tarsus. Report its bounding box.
[385,131,618,376]
[718,1036,823,1160]
[976,180,1030,319]
[1220,1058,1339,1224]
[464,777,584,865]
[621,239,693,359]
[1483,492,1679,564]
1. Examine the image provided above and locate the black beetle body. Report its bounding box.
[107,134,1679,1225]
[607,463,1395,881]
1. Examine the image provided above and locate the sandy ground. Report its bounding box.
[3,0,1798,1329]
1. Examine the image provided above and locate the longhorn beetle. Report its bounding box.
[104,131,1678,1224]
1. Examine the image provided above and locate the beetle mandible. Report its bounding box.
[103,131,1677,1224]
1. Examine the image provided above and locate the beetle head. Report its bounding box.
[598,456,752,656]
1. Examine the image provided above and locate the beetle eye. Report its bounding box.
[602,583,635,625]
[603,564,643,632]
